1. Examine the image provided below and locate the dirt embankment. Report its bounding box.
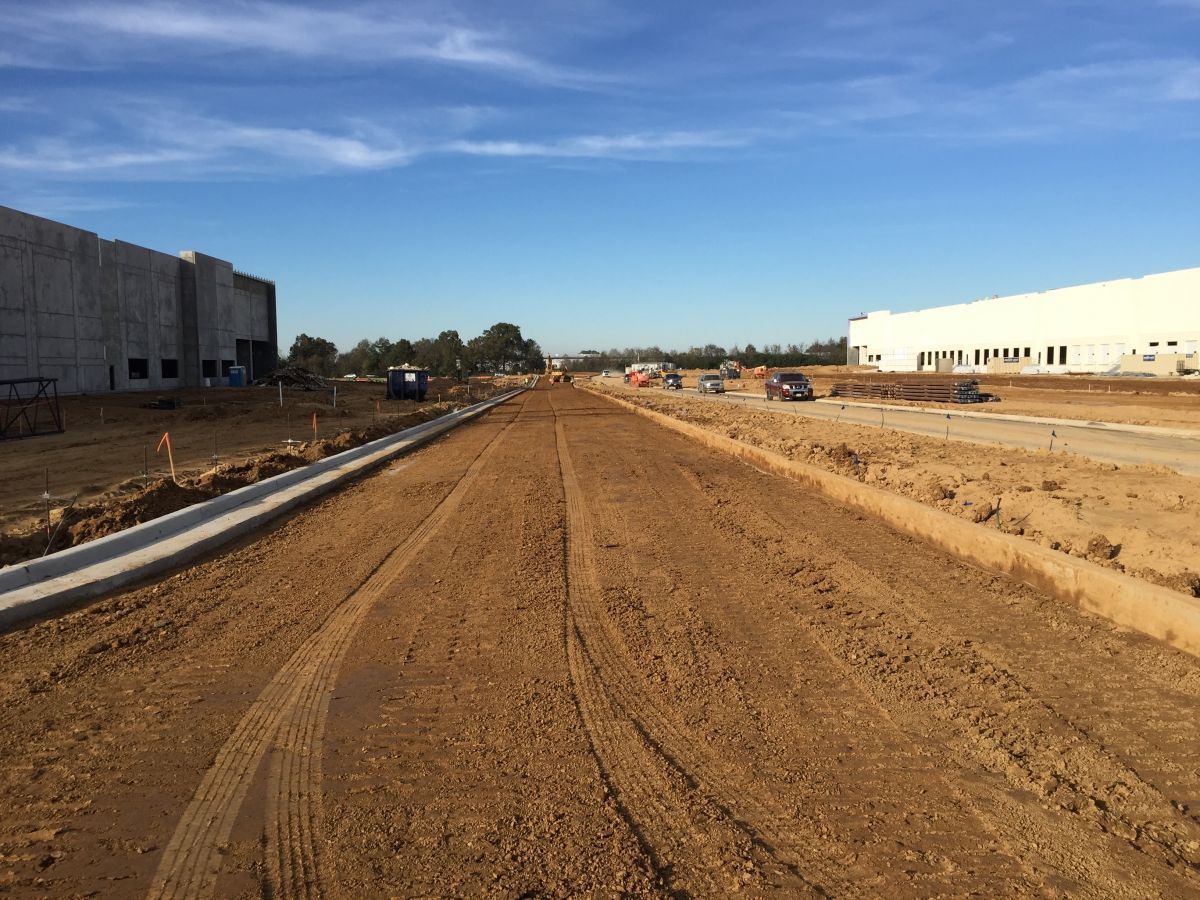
[0,390,504,567]
[586,380,1200,597]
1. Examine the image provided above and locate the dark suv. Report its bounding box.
[765,372,813,401]
[663,373,683,390]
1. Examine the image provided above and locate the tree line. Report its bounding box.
[562,336,848,371]
[285,323,544,379]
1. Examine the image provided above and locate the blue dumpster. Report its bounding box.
[228,365,246,387]
[386,367,429,401]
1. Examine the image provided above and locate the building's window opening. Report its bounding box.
[1059,346,1067,363]
[202,359,217,378]
[1149,341,1160,347]
[129,358,149,380]
[1023,347,1030,358]
[161,358,179,379]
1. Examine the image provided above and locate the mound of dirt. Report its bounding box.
[0,406,454,567]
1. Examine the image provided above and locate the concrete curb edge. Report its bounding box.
[0,388,524,628]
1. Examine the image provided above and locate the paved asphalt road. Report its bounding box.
[699,389,1200,476]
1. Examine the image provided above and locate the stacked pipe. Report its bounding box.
[830,381,998,404]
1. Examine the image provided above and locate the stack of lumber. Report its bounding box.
[830,381,998,404]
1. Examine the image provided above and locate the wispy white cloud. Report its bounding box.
[0,100,752,180]
[1165,62,1200,99]
[0,95,35,112]
[772,54,1200,142]
[2,1,1198,192]
[0,1,607,86]
[0,139,202,174]
[446,130,748,160]
[4,191,138,217]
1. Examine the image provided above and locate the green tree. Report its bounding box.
[336,339,373,376]
[287,333,338,376]
[391,338,415,368]
[470,322,535,373]
[521,338,544,374]
[429,330,466,378]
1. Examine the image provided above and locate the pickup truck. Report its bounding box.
[764,372,813,401]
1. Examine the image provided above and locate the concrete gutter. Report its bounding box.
[585,384,1200,659]
[0,388,523,628]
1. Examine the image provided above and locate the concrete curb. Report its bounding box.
[584,384,1200,659]
[0,389,524,628]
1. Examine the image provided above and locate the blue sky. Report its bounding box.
[2,1,1198,356]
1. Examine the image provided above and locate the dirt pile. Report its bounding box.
[0,406,454,566]
[586,381,1200,597]
[253,364,327,389]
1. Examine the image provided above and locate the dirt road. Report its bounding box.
[1,383,1199,896]
[741,393,1200,476]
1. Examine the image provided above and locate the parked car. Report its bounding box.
[696,373,725,394]
[622,373,631,383]
[663,373,683,390]
[602,369,611,376]
[765,372,814,401]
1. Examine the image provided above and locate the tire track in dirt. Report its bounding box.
[551,392,827,895]
[588,440,1035,893]
[147,395,529,900]
[673,452,1200,894]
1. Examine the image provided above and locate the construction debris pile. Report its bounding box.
[831,380,999,404]
[253,365,327,390]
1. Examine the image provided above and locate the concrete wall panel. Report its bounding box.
[0,334,27,357]
[38,336,78,358]
[2,205,276,393]
[0,243,23,309]
[36,312,76,340]
[32,253,75,314]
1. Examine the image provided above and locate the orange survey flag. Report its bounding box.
[156,431,178,484]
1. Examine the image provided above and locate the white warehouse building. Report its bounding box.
[847,266,1200,375]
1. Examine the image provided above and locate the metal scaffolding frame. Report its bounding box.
[1,378,64,440]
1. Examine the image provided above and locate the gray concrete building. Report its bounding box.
[0,205,277,394]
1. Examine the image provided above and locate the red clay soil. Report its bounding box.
[0,384,1197,896]
[0,402,467,566]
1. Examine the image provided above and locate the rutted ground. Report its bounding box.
[0,383,1197,897]
[586,378,1200,596]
